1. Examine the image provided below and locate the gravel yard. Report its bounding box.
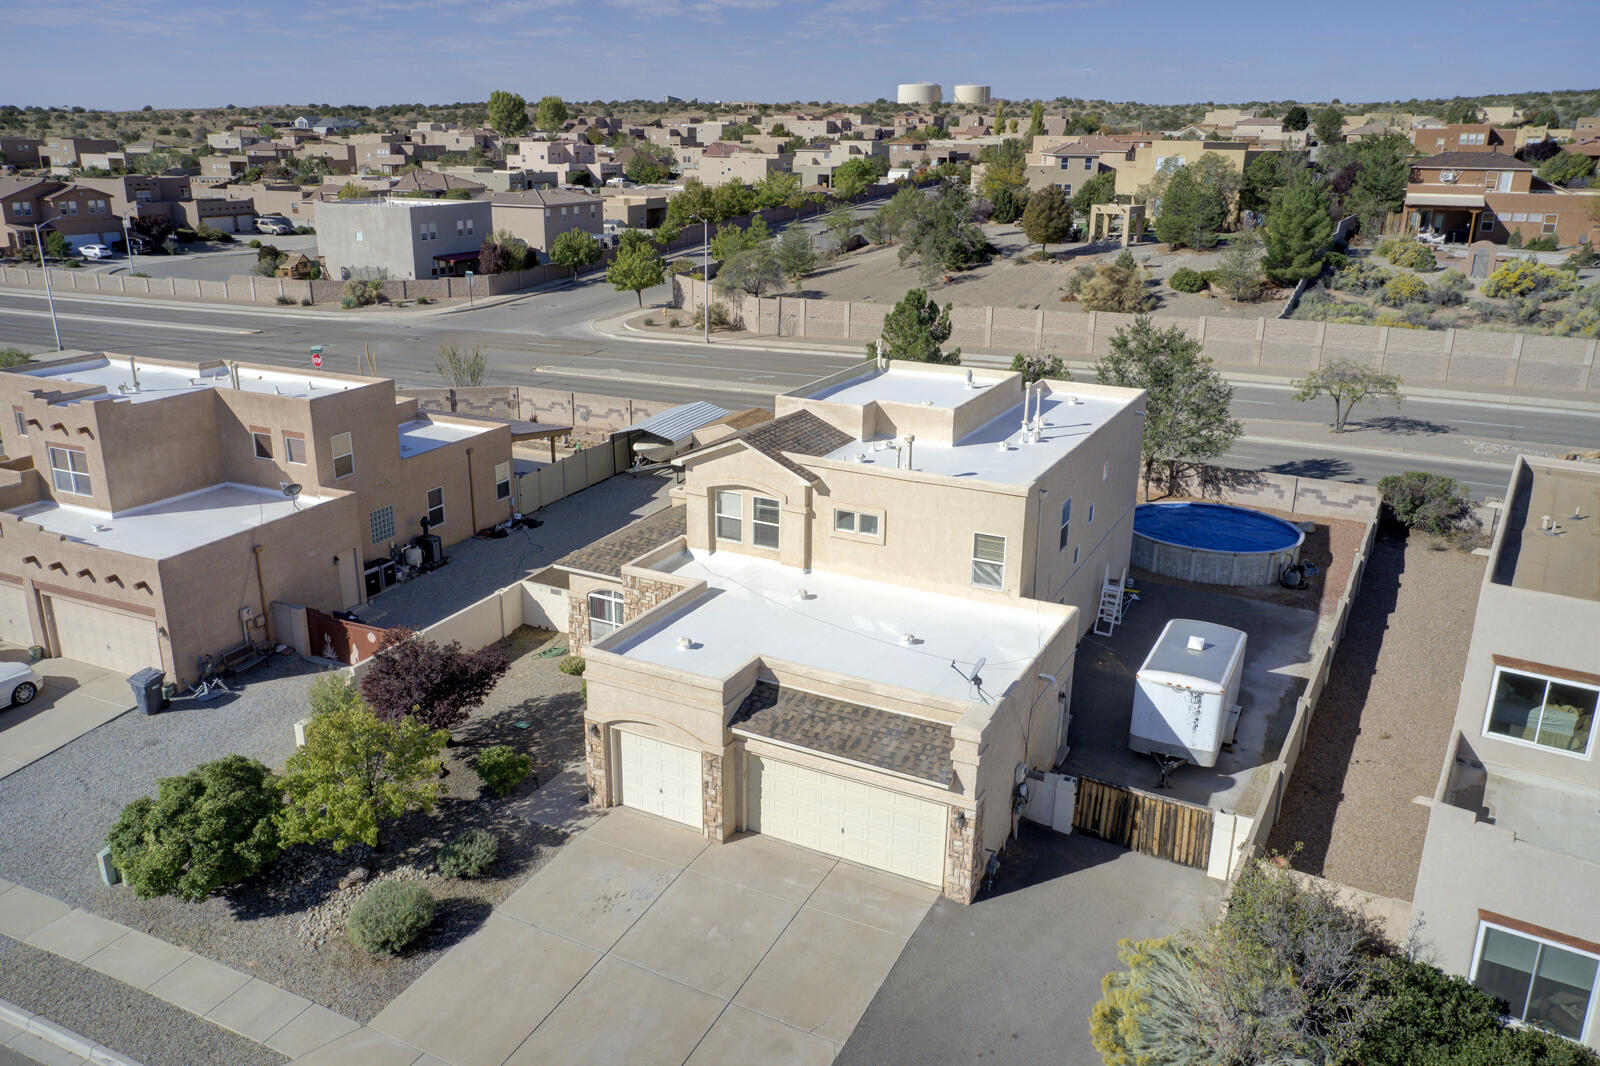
[0,935,285,1066]
[1267,531,1485,901]
[0,628,586,1024]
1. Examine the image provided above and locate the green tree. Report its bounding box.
[486,90,529,138]
[43,231,71,260]
[0,348,31,368]
[753,170,801,209]
[606,229,666,306]
[105,755,281,903]
[832,156,886,199]
[714,245,783,299]
[1094,315,1242,494]
[1025,100,1045,142]
[773,224,819,280]
[277,683,447,852]
[1292,358,1404,432]
[1070,170,1116,216]
[1153,162,1226,249]
[711,180,758,220]
[897,181,990,285]
[1214,228,1265,300]
[990,186,1026,224]
[1240,149,1307,216]
[1538,149,1597,186]
[548,228,602,282]
[1009,348,1067,383]
[873,288,960,364]
[1443,100,1479,125]
[1282,104,1310,131]
[709,215,770,260]
[337,181,367,200]
[1313,105,1345,144]
[1264,171,1334,283]
[1020,184,1072,256]
[534,95,569,132]
[977,138,1027,202]
[624,143,675,185]
[821,206,858,257]
[1377,471,1475,535]
[1349,133,1412,232]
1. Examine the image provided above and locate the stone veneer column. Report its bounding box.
[943,802,983,904]
[701,752,727,842]
[584,719,611,808]
[567,595,588,653]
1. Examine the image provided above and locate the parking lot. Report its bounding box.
[61,233,320,284]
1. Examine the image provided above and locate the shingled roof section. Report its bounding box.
[1415,150,1532,170]
[739,411,851,483]
[731,681,955,786]
[554,504,686,579]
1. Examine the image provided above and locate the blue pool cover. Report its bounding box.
[1133,502,1303,553]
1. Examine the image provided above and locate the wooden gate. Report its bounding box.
[1072,775,1213,870]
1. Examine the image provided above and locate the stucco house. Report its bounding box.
[1402,151,1600,247]
[316,197,493,280]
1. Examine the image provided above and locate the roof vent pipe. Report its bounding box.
[903,434,915,470]
[128,356,139,390]
[965,368,975,389]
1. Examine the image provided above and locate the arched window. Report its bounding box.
[588,589,625,642]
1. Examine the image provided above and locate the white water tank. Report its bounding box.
[897,82,941,106]
[954,84,992,106]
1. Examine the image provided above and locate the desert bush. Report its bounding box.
[248,238,262,248]
[436,829,499,878]
[475,745,532,797]
[341,278,376,308]
[347,881,435,955]
[1380,273,1430,306]
[1482,259,1579,300]
[1168,266,1205,293]
[1430,270,1471,307]
[1562,244,1599,269]
[1388,241,1439,272]
[192,224,233,243]
[1379,471,1476,534]
[1330,258,1395,293]
[1523,234,1559,252]
[689,302,733,329]
[1075,254,1152,313]
[558,655,586,676]
[1507,230,1524,249]
[275,295,295,305]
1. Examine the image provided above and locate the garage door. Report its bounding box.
[45,596,160,675]
[207,215,235,234]
[616,729,703,829]
[0,584,32,646]
[747,753,947,886]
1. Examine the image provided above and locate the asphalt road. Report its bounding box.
[1,281,1596,498]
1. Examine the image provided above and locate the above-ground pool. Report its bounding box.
[1132,502,1305,586]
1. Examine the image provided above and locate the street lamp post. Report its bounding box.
[120,215,137,279]
[689,212,711,344]
[31,218,63,352]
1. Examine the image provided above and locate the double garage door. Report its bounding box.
[44,596,161,675]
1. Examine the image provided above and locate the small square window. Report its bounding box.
[858,513,879,536]
[252,429,273,459]
[369,505,395,543]
[284,433,306,464]
[426,486,445,527]
[834,509,856,533]
[49,446,91,496]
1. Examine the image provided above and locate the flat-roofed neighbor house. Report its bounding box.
[0,355,512,683]
[1412,456,1600,1053]
[316,197,493,279]
[567,362,1146,902]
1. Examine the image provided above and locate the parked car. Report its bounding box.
[0,661,39,707]
[80,244,113,260]
[254,217,292,235]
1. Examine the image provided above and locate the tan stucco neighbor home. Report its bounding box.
[564,362,1146,902]
[1412,456,1600,1052]
[0,354,512,685]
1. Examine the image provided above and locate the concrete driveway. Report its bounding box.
[358,808,936,1066]
[0,648,133,778]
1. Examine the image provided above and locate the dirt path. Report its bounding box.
[1267,531,1485,902]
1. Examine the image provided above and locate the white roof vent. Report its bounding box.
[921,399,934,406]
[676,636,694,650]
[793,588,812,601]
[1186,634,1208,652]
[900,633,916,645]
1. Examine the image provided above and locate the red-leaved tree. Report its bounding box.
[359,629,510,732]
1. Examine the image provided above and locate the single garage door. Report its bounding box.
[0,583,32,646]
[45,596,160,675]
[747,753,947,886]
[205,215,235,234]
[616,729,703,830]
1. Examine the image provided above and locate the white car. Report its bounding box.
[0,661,40,707]
[254,218,292,235]
[80,244,113,260]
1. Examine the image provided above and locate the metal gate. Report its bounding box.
[1072,774,1213,870]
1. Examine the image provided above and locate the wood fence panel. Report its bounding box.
[1072,775,1214,870]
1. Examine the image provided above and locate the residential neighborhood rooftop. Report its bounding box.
[396,417,496,459]
[805,365,1012,410]
[1492,460,1600,602]
[13,354,359,405]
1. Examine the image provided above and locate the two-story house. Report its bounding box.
[1402,151,1600,247]
[547,361,1145,902]
[38,138,118,171]
[1025,137,1130,194]
[1411,456,1600,1052]
[697,143,791,187]
[316,197,493,279]
[0,177,64,254]
[489,188,603,257]
[1411,123,1510,154]
[0,354,512,683]
[0,137,43,169]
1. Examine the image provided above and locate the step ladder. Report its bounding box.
[1093,567,1129,637]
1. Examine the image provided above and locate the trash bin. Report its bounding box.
[128,667,167,715]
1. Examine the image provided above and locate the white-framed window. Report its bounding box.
[369,504,395,543]
[48,445,90,496]
[1544,214,1559,235]
[495,461,511,501]
[13,202,32,217]
[588,589,625,641]
[283,432,306,464]
[252,427,273,459]
[1058,498,1072,550]
[331,431,355,479]
[1471,921,1598,1042]
[832,508,880,537]
[13,406,26,438]
[714,490,742,542]
[752,496,780,550]
[425,486,445,528]
[1483,666,1597,756]
[354,229,363,242]
[972,533,1006,590]
[1512,212,1528,222]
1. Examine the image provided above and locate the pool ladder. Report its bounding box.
[1094,567,1131,637]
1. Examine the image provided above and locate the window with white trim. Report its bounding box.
[972,533,1006,589]
[425,486,445,527]
[1058,498,1071,550]
[284,433,306,464]
[48,446,90,496]
[252,428,272,459]
[495,461,511,501]
[751,496,780,549]
[1483,666,1596,755]
[1543,214,1559,235]
[833,509,880,536]
[331,432,355,478]
[13,406,26,439]
[1471,922,1597,1041]
[715,490,742,541]
[588,589,625,641]
[370,504,395,543]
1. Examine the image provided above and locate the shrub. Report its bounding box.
[1430,269,1471,307]
[475,745,532,797]
[1523,234,1558,252]
[361,629,511,733]
[275,295,295,305]
[1168,266,1206,293]
[1507,230,1524,249]
[341,278,376,308]
[347,881,435,955]
[1330,258,1395,293]
[1380,273,1430,306]
[436,829,499,878]
[248,238,262,248]
[1378,471,1476,534]
[689,302,732,329]
[1482,259,1579,300]
[192,224,233,243]
[1075,257,1152,313]
[1321,250,1348,274]
[1387,241,1439,272]
[415,295,431,305]
[558,655,586,676]
[300,297,313,306]
[1562,244,1599,269]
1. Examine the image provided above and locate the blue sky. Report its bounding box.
[8,0,1598,110]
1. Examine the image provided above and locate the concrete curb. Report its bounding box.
[597,312,864,361]
[1239,434,1528,471]
[0,998,145,1066]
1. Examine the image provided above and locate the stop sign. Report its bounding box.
[312,353,323,368]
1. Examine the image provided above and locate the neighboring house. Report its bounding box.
[206,130,264,152]
[1024,138,1128,194]
[506,140,616,185]
[352,137,414,176]
[698,143,791,187]
[1402,151,1599,247]
[489,188,603,256]
[1113,140,1257,199]
[195,154,250,185]
[316,197,493,279]
[1343,122,1406,143]
[0,177,64,253]
[1412,124,1509,154]
[553,362,1144,903]
[1231,118,1308,148]
[1412,456,1600,1053]
[598,189,668,229]
[38,138,118,170]
[1576,117,1600,136]
[0,137,43,169]
[409,125,497,155]
[433,166,538,193]
[294,116,361,136]
[387,170,486,199]
[294,141,357,175]
[0,354,512,683]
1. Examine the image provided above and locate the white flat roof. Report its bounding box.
[808,367,1010,409]
[820,392,1126,486]
[397,418,492,459]
[15,356,358,405]
[7,482,329,559]
[607,549,1064,702]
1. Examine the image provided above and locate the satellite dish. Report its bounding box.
[950,657,987,700]
[281,482,303,499]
